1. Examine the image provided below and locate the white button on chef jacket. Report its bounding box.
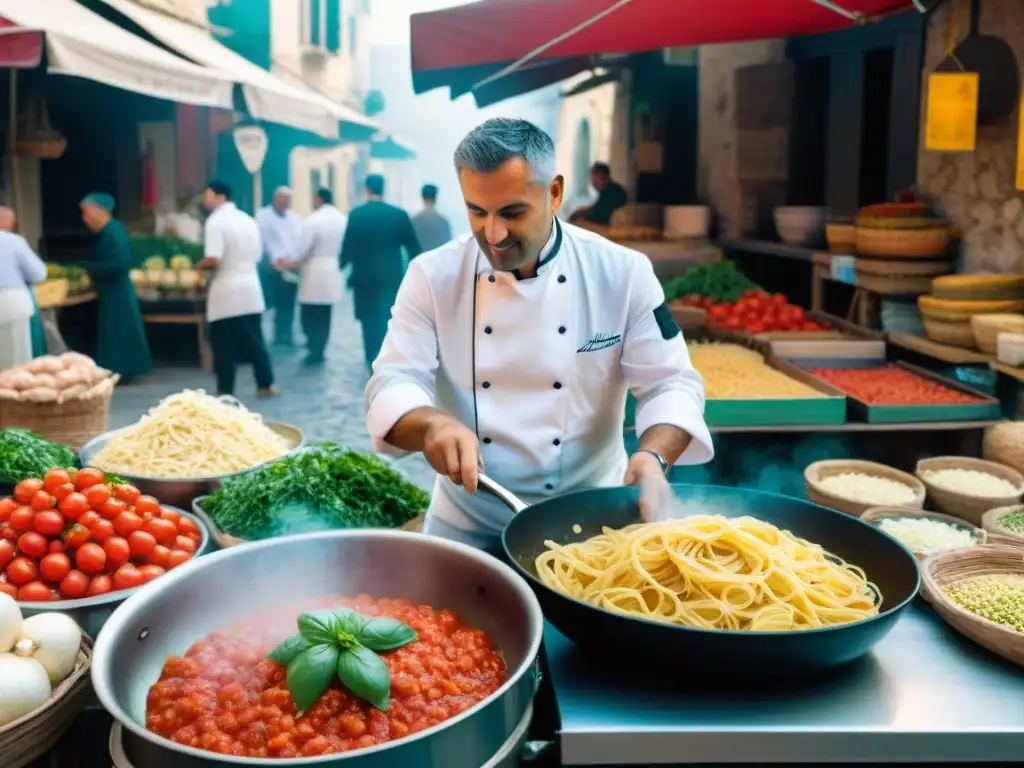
[204,202,266,323]
[296,204,347,306]
[365,220,714,537]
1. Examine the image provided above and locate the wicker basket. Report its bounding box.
[920,545,1024,668]
[916,457,1024,526]
[855,216,944,230]
[804,459,926,517]
[32,279,69,308]
[0,376,118,451]
[855,226,952,258]
[921,317,977,349]
[15,138,67,161]
[0,634,93,768]
[980,505,1024,541]
[861,506,985,560]
[971,314,1024,355]
[825,222,856,253]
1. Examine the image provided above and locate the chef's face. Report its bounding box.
[459,157,563,274]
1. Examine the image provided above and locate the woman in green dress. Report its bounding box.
[79,193,153,382]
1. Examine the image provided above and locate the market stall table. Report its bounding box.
[543,603,1024,765]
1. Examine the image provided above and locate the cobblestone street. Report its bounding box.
[107,293,437,491]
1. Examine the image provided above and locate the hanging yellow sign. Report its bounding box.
[924,72,979,152]
[1017,93,1024,192]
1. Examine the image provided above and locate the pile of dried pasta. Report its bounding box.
[688,342,824,399]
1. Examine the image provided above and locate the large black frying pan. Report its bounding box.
[483,476,920,677]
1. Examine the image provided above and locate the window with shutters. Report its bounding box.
[300,0,341,53]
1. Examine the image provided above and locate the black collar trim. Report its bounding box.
[512,218,562,281]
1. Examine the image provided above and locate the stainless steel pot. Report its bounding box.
[92,530,544,767]
[78,422,304,509]
[18,505,212,638]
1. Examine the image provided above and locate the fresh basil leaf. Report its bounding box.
[298,612,343,645]
[268,633,310,665]
[356,617,418,652]
[287,644,341,712]
[336,646,391,711]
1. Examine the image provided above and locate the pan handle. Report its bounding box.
[477,474,529,514]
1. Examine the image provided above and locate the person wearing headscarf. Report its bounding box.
[79,193,153,381]
[0,206,46,370]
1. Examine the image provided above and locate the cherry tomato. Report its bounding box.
[0,540,14,570]
[89,519,115,544]
[59,492,90,521]
[39,553,72,584]
[0,524,15,542]
[113,564,145,591]
[127,531,157,558]
[59,569,90,599]
[33,510,65,537]
[17,531,48,559]
[75,542,107,574]
[6,557,37,586]
[84,484,111,509]
[138,564,166,583]
[149,545,171,568]
[133,496,161,517]
[74,468,106,492]
[48,539,66,555]
[0,582,17,598]
[104,537,131,567]
[63,524,91,549]
[18,581,53,602]
[43,468,72,490]
[98,498,127,520]
[86,574,112,597]
[158,507,181,526]
[176,516,200,538]
[167,549,192,569]
[8,506,34,533]
[29,490,55,512]
[113,484,141,506]
[78,511,101,530]
[13,478,43,504]
[0,498,16,523]
[50,482,76,503]
[174,536,197,555]
[113,512,144,538]
[143,517,177,544]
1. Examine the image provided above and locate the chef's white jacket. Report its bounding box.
[296,204,347,306]
[365,220,713,537]
[204,202,266,323]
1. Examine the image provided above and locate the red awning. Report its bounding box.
[411,0,918,94]
[0,18,43,69]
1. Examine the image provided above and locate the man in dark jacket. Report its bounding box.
[341,174,421,370]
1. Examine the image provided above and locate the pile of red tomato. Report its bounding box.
[679,290,830,334]
[0,467,201,602]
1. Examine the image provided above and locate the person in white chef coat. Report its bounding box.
[364,118,714,555]
[0,206,46,371]
[255,186,303,347]
[277,187,346,366]
[198,180,276,397]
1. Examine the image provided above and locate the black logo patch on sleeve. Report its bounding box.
[653,302,681,340]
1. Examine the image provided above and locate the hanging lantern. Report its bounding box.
[15,92,67,160]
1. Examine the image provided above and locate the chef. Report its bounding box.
[198,180,275,397]
[364,118,713,554]
[277,187,346,366]
[0,206,46,370]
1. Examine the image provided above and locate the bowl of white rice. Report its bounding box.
[804,459,926,517]
[916,457,1024,526]
[861,507,982,560]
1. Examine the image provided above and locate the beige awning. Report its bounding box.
[95,0,380,140]
[0,0,233,108]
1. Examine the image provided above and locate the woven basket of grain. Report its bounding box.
[921,317,977,349]
[916,457,1024,526]
[0,634,92,768]
[918,295,1024,322]
[855,226,951,258]
[861,506,985,560]
[932,274,1024,301]
[804,459,926,518]
[920,545,1024,668]
[971,314,1024,354]
[825,221,856,253]
[980,505,1024,541]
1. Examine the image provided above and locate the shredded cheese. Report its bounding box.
[920,468,1021,498]
[818,472,917,506]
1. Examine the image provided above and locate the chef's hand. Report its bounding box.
[423,414,483,494]
[624,452,672,523]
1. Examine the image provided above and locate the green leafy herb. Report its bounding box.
[270,608,417,712]
[203,443,429,540]
[0,429,75,485]
[662,261,763,304]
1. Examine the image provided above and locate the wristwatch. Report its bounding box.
[635,449,669,476]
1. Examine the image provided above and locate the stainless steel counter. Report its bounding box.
[545,603,1024,764]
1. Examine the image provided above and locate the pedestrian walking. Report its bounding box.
[255,186,302,347]
[411,183,452,252]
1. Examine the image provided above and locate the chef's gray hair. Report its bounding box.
[453,118,555,183]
